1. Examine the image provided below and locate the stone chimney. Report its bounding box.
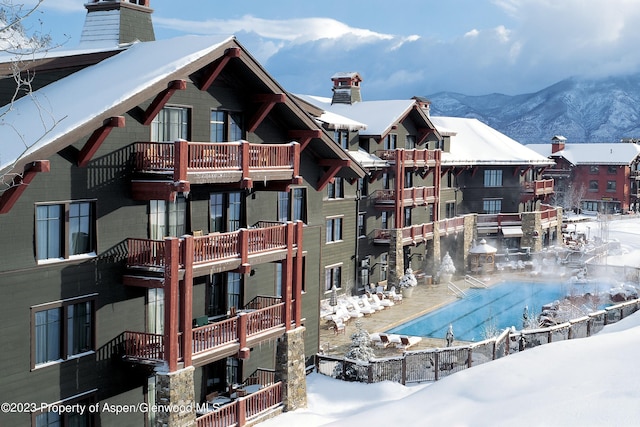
[331,72,362,105]
[80,0,155,47]
[551,135,566,154]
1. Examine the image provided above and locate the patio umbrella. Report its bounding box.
[329,285,338,312]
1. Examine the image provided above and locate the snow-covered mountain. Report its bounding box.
[427,74,640,144]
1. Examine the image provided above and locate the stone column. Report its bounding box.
[462,214,476,271]
[276,327,307,411]
[155,366,196,427]
[521,211,542,252]
[388,228,405,287]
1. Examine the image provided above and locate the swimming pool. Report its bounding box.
[388,281,602,342]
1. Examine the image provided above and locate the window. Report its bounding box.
[589,180,599,191]
[590,165,599,174]
[151,106,189,142]
[147,288,164,334]
[327,177,344,199]
[381,211,389,230]
[607,180,616,191]
[384,134,397,150]
[357,213,366,237]
[445,202,456,218]
[150,196,186,239]
[382,172,390,190]
[380,253,388,281]
[483,170,503,187]
[227,272,241,310]
[357,178,368,197]
[32,298,94,368]
[209,192,243,233]
[404,170,413,188]
[325,264,342,291]
[278,188,307,222]
[211,110,243,142]
[36,201,96,262]
[483,198,502,214]
[275,263,282,297]
[404,207,412,227]
[607,166,617,174]
[334,130,349,149]
[406,135,416,149]
[326,217,343,243]
[35,395,95,427]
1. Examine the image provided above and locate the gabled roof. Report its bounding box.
[431,116,554,167]
[293,94,438,139]
[528,143,640,166]
[0,35,365,180]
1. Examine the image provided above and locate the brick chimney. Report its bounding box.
[80,0,155,46]
[412,96,431,116]
[331,72,362,105]
[551,135,566,153]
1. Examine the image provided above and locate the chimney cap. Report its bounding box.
[551,135,567,142]
[331,72,362,82]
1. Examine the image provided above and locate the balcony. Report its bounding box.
[131,140,301,200]
[123,300,286,367]
[123,222,301,286]
[372,216,466,245]
[196,371,282,427]
[376,148,440,168]
[372,186,436,209]
[522,179,554,198]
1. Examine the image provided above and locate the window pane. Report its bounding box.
[209,194,224,232]
[69,202,92,255]
[36,308,61,364]
[227,272,241,310]
[293,188,306,222]
[37,205,62,260]
[168,195,186,237]
[228,192,242,231]
[277,192,290,222]
[36,411,60,427]
[147,288,164,334]
[210,111,225,142]
[229,113,243,141]
[334,218,343,241]
[68,302,92,356]
[150,200,167,239]
[326,219,333,242]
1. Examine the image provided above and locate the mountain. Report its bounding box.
[427,74,640,144]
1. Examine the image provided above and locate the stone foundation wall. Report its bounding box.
[276,327,307,411]
[155,366,196,427]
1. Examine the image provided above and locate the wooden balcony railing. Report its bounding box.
[372,186,436,207]
[195,382,283,427]
[374,216,467,245]
[438,217,465,234]
[125,303,285,362]
[522,179,554,196]
[477,213,522,227]
[376,148,440,166]
[134,140,300,178]
[126,223,297,270]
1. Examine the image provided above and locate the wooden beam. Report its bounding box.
[417,127,434,145]
[0,160,50,214]
[77,116,125,167]
[199,47,241,91]
[247,93,286,133]
[316,159,350,191]
[142,80,187,125]
[288,129,322,151]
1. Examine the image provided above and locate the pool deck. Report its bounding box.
[319,274,509,357]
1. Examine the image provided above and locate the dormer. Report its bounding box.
[80,0,155,47]
[331,72,362,105]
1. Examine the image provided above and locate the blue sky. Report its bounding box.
[21,0,640,99]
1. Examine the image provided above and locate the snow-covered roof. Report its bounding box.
[294,94,417,137]
[430,116,554,166]
[527,143,640,166]
[0,34,234,176]
[314,109,367,131]
[348,148,389,169]
[331,72,361,80]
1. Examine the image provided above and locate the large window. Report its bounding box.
[404,170,413,188]
[209,192,243,233]
[151,106,189,142]
[227,272,242,310]
[36,201,95,262]
[406,135,416,149]
[278,188,307,223]
[445,202,456,218]
[327,177,344,199]
[326,217,343,243]
[33,298,94,368]
[357,212,366,238]
[211,110,243,142]
[483,198,502,214]
[384,133,397,150]
[150,196,186,239]
[483,170,503,187]
[325,264,342,291]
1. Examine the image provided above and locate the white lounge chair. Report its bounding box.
[361,294,383,311]
[388,286,403,304]
[397,335,422,349]
[372,292,394,309]
[349,296,375,316]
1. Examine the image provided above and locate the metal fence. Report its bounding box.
[316,298,640,384]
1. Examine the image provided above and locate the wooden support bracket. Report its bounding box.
[0,160,50,214]
[247,93,286,133]
[78,116,125,167]
[142,80,187,125]
[199,48,241,91]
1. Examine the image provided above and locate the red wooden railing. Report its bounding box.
[123,331,164,361]
[135,141,298,173]
[438,217,465,233]
[192,317,238,354]
[244,304,285,336]
[373,186,436,206]
[195,382,283,427]
[522,179,554,195]
[376,148,440,164]
[126,223,295,269]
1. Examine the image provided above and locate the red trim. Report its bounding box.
[247,94,286,133]
[164,238,180,372]
[142,80,187,125]
[181,236,194,368]
[394,150,404,228]
[78,116,125,167]
[288,129,322,151]
[283,223,294,331]
[0,160,50,214]
[131,180,190,201]
[293,221,304,327]
[199,48,241,91]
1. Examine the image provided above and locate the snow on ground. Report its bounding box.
[261,216,640,427]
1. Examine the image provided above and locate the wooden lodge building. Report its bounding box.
[0,2,564,427]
